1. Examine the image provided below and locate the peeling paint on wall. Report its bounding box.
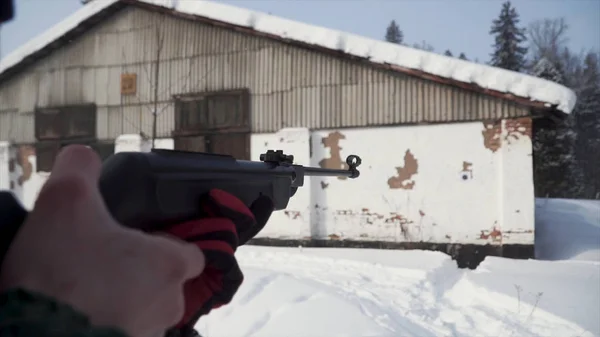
[17,145,35,186]
[333,209,385,226]
[387,149,418,189]
[384,212,413,239]
[318,131,348,180]
[504,118,532,143]
[482,120,502,152]
[284,210,302,220]
[328,233,341,240]
[480,225,502,243]
[461,161,473,180]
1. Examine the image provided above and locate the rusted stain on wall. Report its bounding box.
[503,229,534,235]
[328,233,341,240]
[17,145,35,186]
[318,131,348,181]
[461,161,473,179]
[334,209,385,226]
[284,210,302,220]
[480,226,502,242]
[504,117,532,143]
[482,120,502,152]
[384,213,414,240]
[387,149,418,189]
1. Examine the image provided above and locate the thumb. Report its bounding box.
[149,233,207,281]
[47,145,102,185]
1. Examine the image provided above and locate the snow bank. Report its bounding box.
[535,198,600,262]
[0,0,576,113]
[197,246,600,337]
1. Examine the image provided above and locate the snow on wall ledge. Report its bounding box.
[0,0,576,113]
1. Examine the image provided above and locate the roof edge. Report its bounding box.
[0,0,577,114]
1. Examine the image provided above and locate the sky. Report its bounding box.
[0,0,599,63]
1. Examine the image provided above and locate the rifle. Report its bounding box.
[0,148,361,337]
[0,148,362,250]
[98,148,362,231]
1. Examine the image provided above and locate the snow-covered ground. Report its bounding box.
[197,198,600,337]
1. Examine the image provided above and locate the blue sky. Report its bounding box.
[1,0,599,63]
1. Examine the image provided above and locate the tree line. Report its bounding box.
[384,1,600,200]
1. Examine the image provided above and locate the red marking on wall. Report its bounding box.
[480,226,502,242]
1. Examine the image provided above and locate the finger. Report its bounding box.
[204,189,255,237]
[48,145,102,185]
[207,189,255,219]
[31,146,106,226]
[239,196,274,245]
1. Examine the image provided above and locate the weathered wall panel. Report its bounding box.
[249,121,535,245]
[0,120,534,245]
[0,5,531,143]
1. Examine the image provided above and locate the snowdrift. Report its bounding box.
[195,199,599,337]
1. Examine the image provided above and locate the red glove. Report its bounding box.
[163,189,273,336]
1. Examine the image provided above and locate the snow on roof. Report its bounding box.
[0,0,577,114]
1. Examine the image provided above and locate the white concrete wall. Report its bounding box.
[0,143,50,210]
[250,121,534,245]
[0,142,10,191]
[0,120,534,245]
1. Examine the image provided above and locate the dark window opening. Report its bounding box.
[173,89,251,160]
[35,104,96,141]
[174,90,249,133]
[35,140,115,173]
[34,104,104,172]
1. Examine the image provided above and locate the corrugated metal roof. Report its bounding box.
[0,0,576,114]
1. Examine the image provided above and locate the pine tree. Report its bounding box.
[412,40,434,52]
[385,20,403,44]
[459,53,468,61]
[444,50,453,57]
[532,57,564,84]
[574,52,600,198]
[489,1,528,72]
[532,55,584,198]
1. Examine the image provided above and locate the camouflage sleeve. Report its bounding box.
[0,288,130,337]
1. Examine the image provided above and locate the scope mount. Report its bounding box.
[260,149,362,177]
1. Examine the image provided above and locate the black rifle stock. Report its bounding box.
[99,148,362,231]
[0,149,361,237]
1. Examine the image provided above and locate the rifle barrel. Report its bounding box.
[303,166,356,178]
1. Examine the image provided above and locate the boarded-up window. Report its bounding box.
[35,142,61,172]
[35,104,96,141]
[174,90,249,133]
[35,140,114,173]
[173,135,207,153]
[173,90,250,159]
[34,104,98,172]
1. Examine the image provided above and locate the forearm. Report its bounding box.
[0,288,130,337]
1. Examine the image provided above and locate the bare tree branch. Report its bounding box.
[527,18,569,62]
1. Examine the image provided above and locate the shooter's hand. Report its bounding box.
[0,145,205,337]
[163,189,274,333]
